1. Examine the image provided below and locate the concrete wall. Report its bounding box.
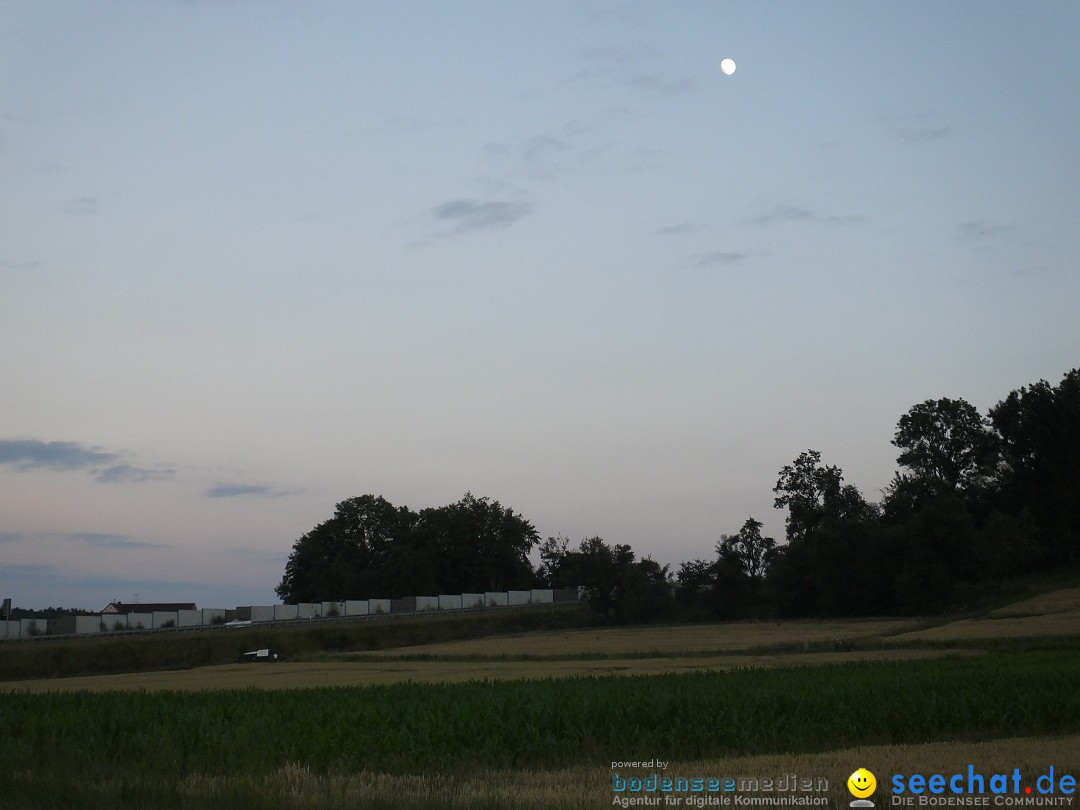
[104,615,128,631]
[250,605,275,622]
[0,588,581,641]
[345,600,368,616]
[127,613,153,630]
[7,619,48,638]
[321,601,345,617]
[152,611,178,628]
[75,615,104,634]
[274,604,299,621]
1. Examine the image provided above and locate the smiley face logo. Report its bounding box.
[847,768,877,799]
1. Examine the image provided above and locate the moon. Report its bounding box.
[720,58,737,76]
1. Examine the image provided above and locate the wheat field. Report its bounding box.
[890,586,1080,642]
[162,734,1080,810]
[2,646,967,693]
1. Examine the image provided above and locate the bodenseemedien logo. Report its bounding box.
[848,768,877,808]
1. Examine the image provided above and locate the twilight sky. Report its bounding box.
[2,1,1078,610]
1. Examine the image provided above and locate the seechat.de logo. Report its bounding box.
[849,768,878,808]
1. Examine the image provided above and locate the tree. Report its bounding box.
[674,559,714,615]
[418,492,538,593]
[539,536,672,622]
[883,398,993,522]
[708,552,751,619]
[973,510,1040,581]
[537,535,575,588]
[716,517,778,587]
[768,451,886,616]
[892,398,991,491]
[276,519,348,604]
[276,492,537,602]
[615,557,674,624]
[276,494,413,603]
[989,368,1080,563]
[773,450,875,543]
[573,536,636,617]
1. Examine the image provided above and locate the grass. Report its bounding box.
[0,603,595,681]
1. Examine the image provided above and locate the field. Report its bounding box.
[3,587,1080,809]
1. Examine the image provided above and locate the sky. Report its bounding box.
[2,1,1078,611]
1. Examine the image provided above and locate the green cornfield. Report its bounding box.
[6,650,1080,782]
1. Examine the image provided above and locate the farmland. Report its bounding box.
[3,587,1080,809]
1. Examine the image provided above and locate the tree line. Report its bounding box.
[278,367,1080,620]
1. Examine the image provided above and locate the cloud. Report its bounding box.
[0,259,43,272]
[205,483,274,498]
[484,136,573,181]
[0,531,163,550]
[622,73,693,94]
[482,110,636,182]
[896,125,950,143]
[0,438,175,484]
[520,135,570,162]
[431,199,535,233]
[752,205,865,227]
[1,562,57,580]
[889,112,951,143]
[94,463,176,484]
[2,563,203,597]
[689,252,748,268]
[61,196,99,215]
[226,547,292,565]
[0,439,117,471]
[958,220,1013,238]
[753,205,816,225]
[68,532,163,550]
[575,43,694,96]
[656,222,706,236]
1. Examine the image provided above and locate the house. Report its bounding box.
[101,601,197,614]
